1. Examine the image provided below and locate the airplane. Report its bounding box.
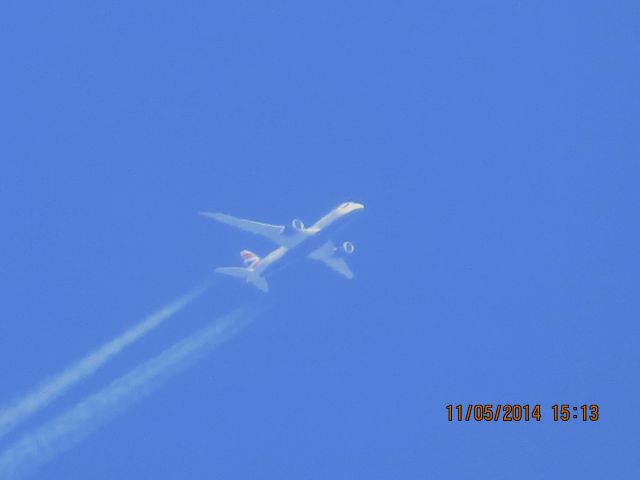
[200,201,364,292]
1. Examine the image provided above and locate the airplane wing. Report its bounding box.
[200,212,286,245]
[315,256,354,279]
[308,241,354,279]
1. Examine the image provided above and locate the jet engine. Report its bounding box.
[342,241,355,254]
[291,218,305,231]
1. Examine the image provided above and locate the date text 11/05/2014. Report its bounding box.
[446,404,600,422]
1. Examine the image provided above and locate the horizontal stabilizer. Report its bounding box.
[215,267,250,280]
[215,267,269,292]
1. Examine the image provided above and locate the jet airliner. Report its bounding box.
[200,201,364,292]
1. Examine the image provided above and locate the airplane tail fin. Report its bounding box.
[240,249,260,268]
[215,267,269,292]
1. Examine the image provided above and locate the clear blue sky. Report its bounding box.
[1,1,638,478]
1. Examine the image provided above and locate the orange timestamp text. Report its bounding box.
[446,404,600,422]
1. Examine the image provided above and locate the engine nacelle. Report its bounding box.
[291,218,305,231]
[342,241,355,254]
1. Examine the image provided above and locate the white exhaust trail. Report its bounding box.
[0,306,255,480]
[0,284,208,440]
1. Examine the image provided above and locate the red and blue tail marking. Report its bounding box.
[240,250,260,268]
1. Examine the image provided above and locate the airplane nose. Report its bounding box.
[338,202,365,215]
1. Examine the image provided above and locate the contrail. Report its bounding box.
[0,284,208,440]
[0,307,256,480]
